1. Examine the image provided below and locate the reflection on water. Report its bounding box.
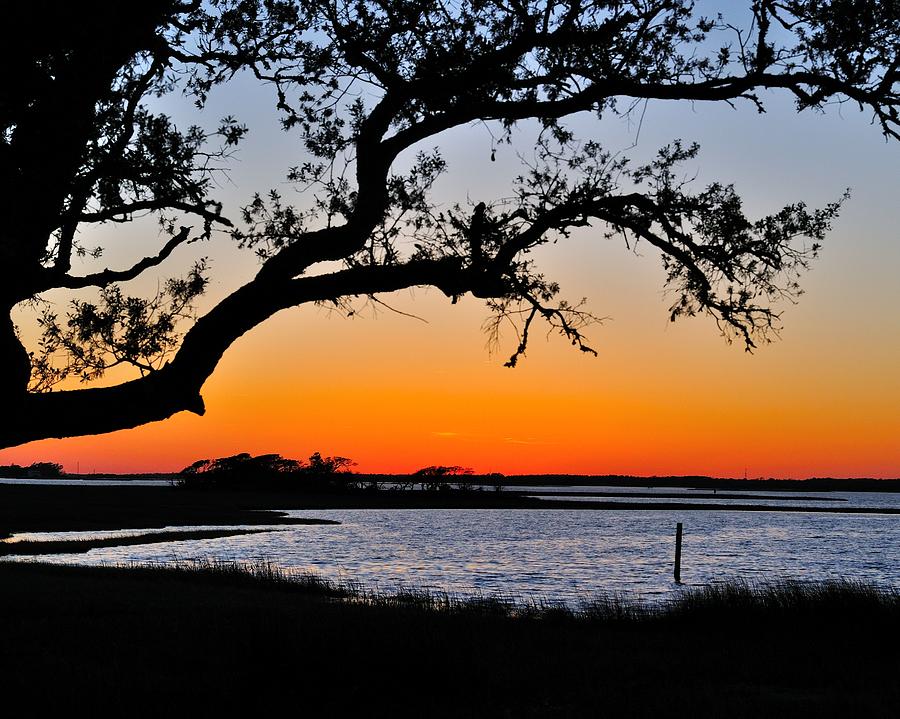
[7,502,899,603]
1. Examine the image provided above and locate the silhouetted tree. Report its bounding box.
[413,465,476,491]
[303,452,356,477]
[300,451,360,488]
[485,473,506,492]
[3,1,899,446]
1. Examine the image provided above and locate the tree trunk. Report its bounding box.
[0,310,30,410]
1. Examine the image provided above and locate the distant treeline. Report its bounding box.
[5,458,899,492]
[0,462,65,479]
[176,453,501,492]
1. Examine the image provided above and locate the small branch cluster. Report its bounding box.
[30,261,208,391]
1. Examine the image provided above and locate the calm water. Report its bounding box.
[6,494,900,604]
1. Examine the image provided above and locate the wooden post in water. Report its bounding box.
[674,522,683,584]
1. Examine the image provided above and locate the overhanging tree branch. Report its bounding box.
[8,256,476,445]
[1,1,897,447]
[50,226,194,291]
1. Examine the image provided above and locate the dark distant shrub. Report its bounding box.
[28,462,65,478]
[176,452,356,491]
[0,462,65,479]
[484,472,505,491]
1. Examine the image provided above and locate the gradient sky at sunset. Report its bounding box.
[2,14,898,477]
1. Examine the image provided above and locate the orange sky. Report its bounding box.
[2,82,898,478]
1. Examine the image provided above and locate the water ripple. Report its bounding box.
[4,501,899,603]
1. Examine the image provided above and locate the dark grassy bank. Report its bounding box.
[4,483,898,541]
[500,475,900,491]
[523,490,843,501]
[0,526,322,556]
[2,561,898,717]
[0,483,555,538]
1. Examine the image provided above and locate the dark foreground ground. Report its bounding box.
[2,561,898,717]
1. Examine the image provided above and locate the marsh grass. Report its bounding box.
[662,577,899,616]
[116,556,900,622]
